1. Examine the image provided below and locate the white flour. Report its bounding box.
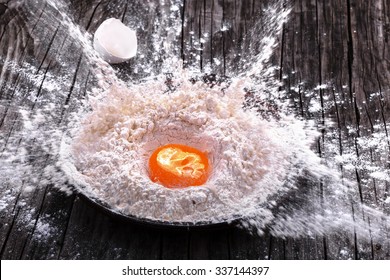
[60,72,321,223]
[1,0,389,245]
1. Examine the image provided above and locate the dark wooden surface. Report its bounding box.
[1,0,390,259]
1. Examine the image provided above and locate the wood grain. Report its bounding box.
[1,0,389,259]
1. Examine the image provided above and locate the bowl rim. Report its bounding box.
[71,183,241,231]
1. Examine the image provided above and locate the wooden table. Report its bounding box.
[1,0,390,259]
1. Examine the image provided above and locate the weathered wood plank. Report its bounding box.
[59,197,162,259]
[189,229,230,259]
[229,228,271,260]
[19,189,74,259]
[160,230,190,260]
[1,0,390,260]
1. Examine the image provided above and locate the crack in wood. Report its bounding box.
[0,207,21,258]
[0,0,389,260]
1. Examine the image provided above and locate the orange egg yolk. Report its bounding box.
[148,144,210,188]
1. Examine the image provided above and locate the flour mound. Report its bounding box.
[60,75,317,223]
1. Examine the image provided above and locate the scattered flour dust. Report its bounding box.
[60,71,323,224]
[0,0,388,248]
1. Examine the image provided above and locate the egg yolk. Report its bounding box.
[148,144,210,188]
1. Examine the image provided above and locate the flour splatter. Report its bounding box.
[0,0,389,245]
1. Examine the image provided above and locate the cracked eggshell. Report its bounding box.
[93,18,137,64]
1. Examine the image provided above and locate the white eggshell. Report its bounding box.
[93,18,137,64]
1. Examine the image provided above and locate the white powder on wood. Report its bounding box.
[60,72,319,224]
